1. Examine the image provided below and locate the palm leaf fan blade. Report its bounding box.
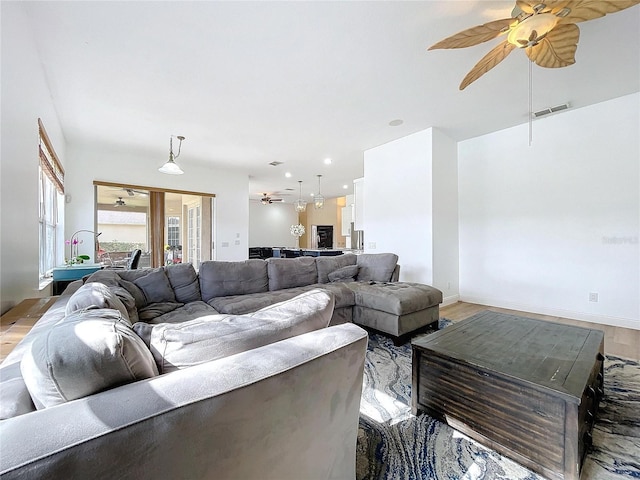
[429,18,514,50]
[558,0,640,24]
[526,23,580,68]
[459,41,516,90]
[515,0,537,14]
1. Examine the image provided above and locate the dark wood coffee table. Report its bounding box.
[411,311,604,480]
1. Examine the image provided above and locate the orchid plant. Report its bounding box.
[65,238,90,266]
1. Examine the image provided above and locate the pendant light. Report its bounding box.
[314,175,324,209]
[159,135,185,175]
[294,180,307,213]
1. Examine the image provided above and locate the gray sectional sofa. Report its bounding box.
[0,252,442,479]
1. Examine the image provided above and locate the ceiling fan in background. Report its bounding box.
[261,193,284,205]
[114,197,126,207]
[429,0,640,90]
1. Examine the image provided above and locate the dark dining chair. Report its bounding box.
[127,249,142,270]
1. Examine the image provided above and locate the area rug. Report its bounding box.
[356,317,640,480]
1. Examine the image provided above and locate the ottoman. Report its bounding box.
[350,282,443,344]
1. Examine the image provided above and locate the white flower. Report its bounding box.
[290,224,305,237]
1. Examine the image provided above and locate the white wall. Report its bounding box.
[364,129,433,283]
[363,127,459,300]
[249,201,299,247]
[1,2,66,313]
[459,93,640,329]
[432,128,459,304]
[65,140,250,263]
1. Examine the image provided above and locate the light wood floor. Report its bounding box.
[441,302,640,362]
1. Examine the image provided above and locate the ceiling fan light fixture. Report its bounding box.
[159,135,185,175]
[507,13,559,48]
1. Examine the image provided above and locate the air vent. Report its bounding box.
[533,103,570,118]
[269,161,283,167]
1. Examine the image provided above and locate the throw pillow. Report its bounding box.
[65,282,131,322]
[133,269,176,304]
[316,253,357,283]
[328,265,359,283]
[134,289,334,374]
[20,309,158,409]
[165,263,201,303]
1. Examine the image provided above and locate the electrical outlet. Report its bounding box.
[368,242,376,249]
[589,292,598,303]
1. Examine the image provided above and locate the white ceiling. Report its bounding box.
[22,1,640,201]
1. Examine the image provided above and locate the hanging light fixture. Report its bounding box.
[294,180,307,213]
[159,135,185,175]
[314,175,324,209]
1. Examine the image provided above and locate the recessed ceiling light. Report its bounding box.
[343,185,348,189]
[285,172,292,178]
[389,119,403,127]
[324,158,332,165]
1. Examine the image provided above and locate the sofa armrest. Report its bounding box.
[391,264,400,282]
[0,324,368,480]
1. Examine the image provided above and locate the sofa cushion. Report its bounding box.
[65,282,130,321]
[134,301,219,346]
[350,282,443,315]
[137,302,183,322]
[356,253,399,282]
[0,362,36,420]
[117,278,147,309]
[165,263,201,303]
[328,265,359,283]
[110,286,139,323]
[20,309,158,409]
[199,260,269,301]
[209,283,355,315]
[134,268,177,304]
[316,253,357,283]
[267,257,317,291]
[135,289,334,374]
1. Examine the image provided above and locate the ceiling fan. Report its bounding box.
[261,193,284,205]
[108,187,148,196]
[114,197,126,207]
[429,0,640,90]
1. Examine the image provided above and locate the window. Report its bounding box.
[38,119,64,279]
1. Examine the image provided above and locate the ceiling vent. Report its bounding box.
[533,103,570,118]
[269,161,283,167]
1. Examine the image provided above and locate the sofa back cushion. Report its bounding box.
[199,260,268,301]
[165,263,201,303]
[20,309,158,409]
[134,289,334,374]
[133,268,177,304]
[65,282,131,321]
[267,257,317,291]
[315,254,357,284]
[356,253,399,282]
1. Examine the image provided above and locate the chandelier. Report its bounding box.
[314,175,324,209]
[294,180,307,213]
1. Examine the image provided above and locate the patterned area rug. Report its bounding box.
[356,318,640,480]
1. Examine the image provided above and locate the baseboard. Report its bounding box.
[460,295,640,331]
[441,294,460,307]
